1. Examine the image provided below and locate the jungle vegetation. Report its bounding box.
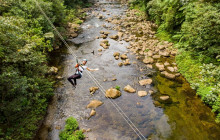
[0,0,89,139]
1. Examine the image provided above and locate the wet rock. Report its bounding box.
[167,67,175,73]
[112,78,117,81]
[70,32,78,38]
[90,109,96,117]
[89,87,99,95]
[115,56,119,60]
[136,56,140,60]
[55,125,61,130]
[103,31,110,35]
[118,62,123,67]
[100,34,107,39]
[105,88,121,99]
[161,71,176,79]
[152,55,161,59]
[160,96,170,101]
[164,61,170,66]
[171,50,177,55]
[149,90,154,94]
[87,100,103,109]
[100,30,105,34]
[48,66,58,74]
[143,57,154,64]
[159,50,170,57]
[100,43,109,49]
[147,51,153,57]
[158,45,166,50]
[124,85,136,93]
[110,35,119,40]
[138,91,148,97]
[153,101,161,107]
[155,63,165,71]
[146,64,153,69]
[120,54,128,60]
[123,59,131,66]
[139,79,152,86]
[82,129,86,133]
[113,52,120,57]
[118,32,123,40]
[174,66,178,72]
[100,40,109,45]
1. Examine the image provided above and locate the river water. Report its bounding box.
[35,0,220,140]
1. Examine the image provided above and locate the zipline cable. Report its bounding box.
[34,0,146,139]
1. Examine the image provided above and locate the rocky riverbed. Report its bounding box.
[35,0,220,140]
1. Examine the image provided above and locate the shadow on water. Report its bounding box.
[35,0,220,140]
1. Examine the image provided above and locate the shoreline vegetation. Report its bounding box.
[0,0,90,139]
[129,0,220,122]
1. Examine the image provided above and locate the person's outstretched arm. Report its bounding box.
[87,67,99,72]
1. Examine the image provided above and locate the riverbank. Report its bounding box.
[129,0,220,123]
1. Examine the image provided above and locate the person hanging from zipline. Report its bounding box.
[68,59,98,87]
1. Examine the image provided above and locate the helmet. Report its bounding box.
[83,59,87,62]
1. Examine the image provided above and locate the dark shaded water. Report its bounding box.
[35,0,220,140]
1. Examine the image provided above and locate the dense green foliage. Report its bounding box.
[59,117,85,140]
[0,0,88,139]
[130,0,220,122]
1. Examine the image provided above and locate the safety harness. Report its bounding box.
[75,58,85,74]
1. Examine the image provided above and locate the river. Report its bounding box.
[35,0,220,140]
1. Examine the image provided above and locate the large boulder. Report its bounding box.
[105,88,121,99]
[143,57,154,64]
[87,100,103,109]
[89,87,99,95]
[124,85,136,93]
[155,63,165,71]
[139,79,152,86]
[138,91,148,97]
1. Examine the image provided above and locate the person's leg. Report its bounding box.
[67,75,75,86]
[68,74,81,86]
[72,74,81,85]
